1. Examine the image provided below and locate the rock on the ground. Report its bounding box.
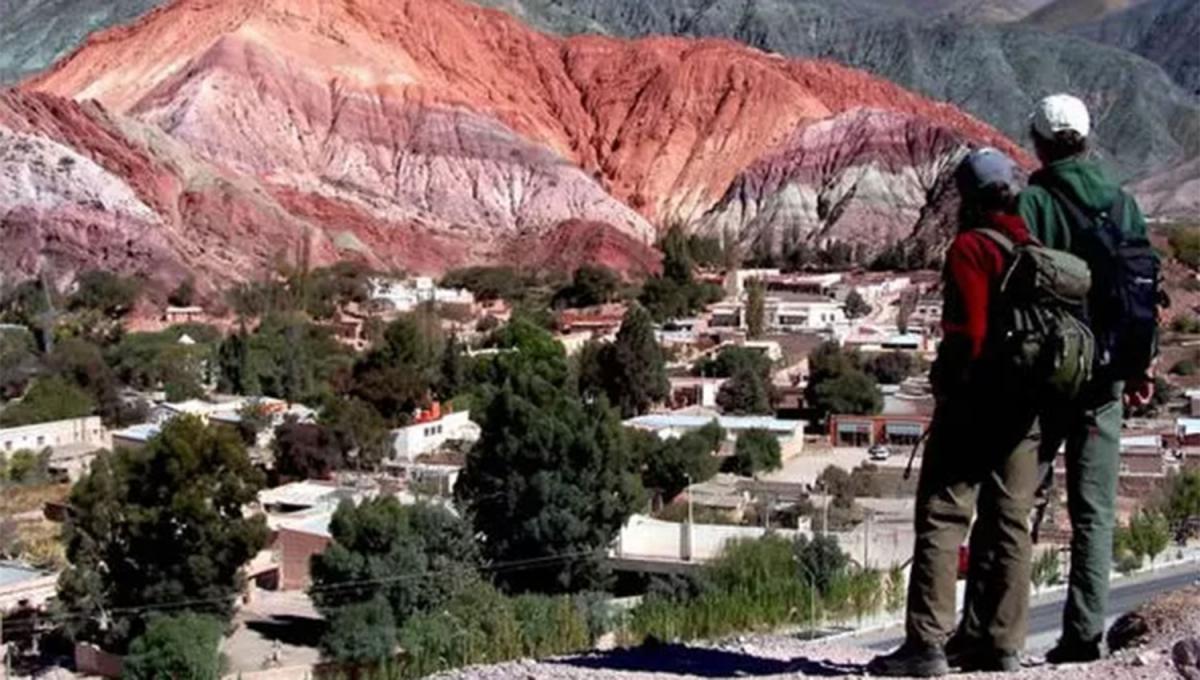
[1175,637,1200,680]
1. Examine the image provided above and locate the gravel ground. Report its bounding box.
[432,632,1188,680]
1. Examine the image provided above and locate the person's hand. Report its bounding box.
[1124,374,1155,408]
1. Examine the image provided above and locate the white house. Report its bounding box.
[369,277,475,313]
[624,413,806,459]
[0,416,110,481]
[391,406,478,463]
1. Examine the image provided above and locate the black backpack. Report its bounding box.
[1041,185,1161,382]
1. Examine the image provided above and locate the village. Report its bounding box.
[2,245,1200,677]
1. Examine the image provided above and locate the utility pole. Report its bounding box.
[685,473,694,562]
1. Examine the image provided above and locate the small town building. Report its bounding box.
[667,376,728,410]
[827,394,935,447]
[110,423,161,451]
[0,561,57,613]
[0,417,109,480]
[390,403,478,463]
[557,303,627,336]
[369,277,475,314]
[163,305,206,325]
[624,413,806,458]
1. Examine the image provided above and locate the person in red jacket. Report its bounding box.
[870,149,1042,677]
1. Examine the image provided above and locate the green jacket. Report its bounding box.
[1017,156,1148,255]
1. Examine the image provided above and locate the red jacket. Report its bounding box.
[941,212,1032,359]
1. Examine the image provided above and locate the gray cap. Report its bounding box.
[955,147,1017,196]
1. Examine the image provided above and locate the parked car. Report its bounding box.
[869,444,891,461]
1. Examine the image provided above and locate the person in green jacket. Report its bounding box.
[1016,94,1157,663]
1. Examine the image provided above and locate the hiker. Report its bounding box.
[1019,94,1160,664]
[868,149,1045,677]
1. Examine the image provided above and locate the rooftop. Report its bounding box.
[259,480,363,510]
[0,561,52,589]
[626,413,805,434]
[112,423,162,442]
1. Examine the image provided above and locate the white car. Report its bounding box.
[868,444,891,461]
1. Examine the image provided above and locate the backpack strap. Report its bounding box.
[1042,184,1125,254]
[975,228,1016,254]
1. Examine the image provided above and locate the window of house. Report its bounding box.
[37,436,45,446]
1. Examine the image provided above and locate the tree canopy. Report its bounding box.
[310,498,480,662]
[805,342,881,421]
[577,305,668,418]
[727,429,782,477]
[124,613,223,680]
[273,420,343,481]
[0,375,95,427]
[68,270,139,319]
[56,416,268,651]
[633,422,723,501]
[455,361,643,593]
[553,265,621,309]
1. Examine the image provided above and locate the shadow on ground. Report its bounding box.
[244,614,326,648]
[556,643,863,677]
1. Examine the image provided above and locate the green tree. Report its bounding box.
[661,225,694,285]
[794,533,850,598]
[456,370,643,593]
[716,365,773,415]
[273,420,343,481]
[844,290,871,319]
[321,396,391,472]
[310,498,480,653]
[319,596,398,664]
[352,314,441,420]
[1158,469,1200,541]
[726,429,782,477]
[634,423,722,500]
[217,314,349,406]
[166,278,196,308]
[5,448,51,484]
[124,613,223,680]
[864,351,918,385]
[694,346,773,379]
[0,327,40,400]
[746,278,766,339]
[598,305,669,418]
[1127,509,1171,565]
[808,364,881,421]
[57,416,267,651]
[68,270,138,319]
[0,375,94,427]
[554,265,620,309]
[1168,224,1200,271]
[438,332,468,401]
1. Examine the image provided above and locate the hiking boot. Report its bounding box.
[944,634,1021,672]
[867,640,950,677]
[958,650,1022,672]
[1044,638,1102,664]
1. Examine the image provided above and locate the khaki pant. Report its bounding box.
[904,393,1040,653]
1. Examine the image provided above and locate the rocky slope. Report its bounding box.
[2,0,1025,291]
[475,0,1200,186]
[695,109,972,254]
[1072,0,1200,96]
[0,0,161,85]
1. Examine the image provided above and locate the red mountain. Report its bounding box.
[3,0,1024,296]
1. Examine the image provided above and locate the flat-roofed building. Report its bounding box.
[625,413,806,459]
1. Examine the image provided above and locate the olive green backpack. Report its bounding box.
[977,228,1095,401]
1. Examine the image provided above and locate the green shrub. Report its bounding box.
[512,594,590,658]
[124,614,223,680]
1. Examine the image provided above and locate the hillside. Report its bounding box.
[1072,0,1200,96]
[474,0,1200,186]
[1022,0,1138,30]
[2,0,1021,294]
[0,0,162,85]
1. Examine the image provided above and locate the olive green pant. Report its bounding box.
[1036,380,1123,646]
[904,395,1040,653]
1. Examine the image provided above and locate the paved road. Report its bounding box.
[853,560,1200,652]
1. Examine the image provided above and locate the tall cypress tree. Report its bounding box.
[606,304,669,418]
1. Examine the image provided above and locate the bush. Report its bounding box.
[1171,315,1200,334]
[726,429,782,477]
[512,594,590,658]
[124,614,223,680]
[1168,224,1200,271]
[0,376,95,427]
[630,535,812,642]
[320,597,397,664]
[1171,358,1198,376]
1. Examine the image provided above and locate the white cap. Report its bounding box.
[1031,94,1090,139]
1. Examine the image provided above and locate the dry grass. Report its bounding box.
[0,483,70,516]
